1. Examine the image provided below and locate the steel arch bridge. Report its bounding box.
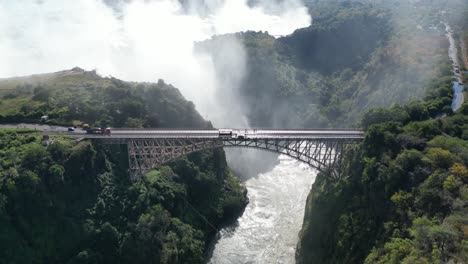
[75,128,364,181]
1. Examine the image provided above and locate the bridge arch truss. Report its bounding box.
[102,137,359,181]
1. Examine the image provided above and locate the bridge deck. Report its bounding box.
[47,129,364,140]
[41,128,364,180]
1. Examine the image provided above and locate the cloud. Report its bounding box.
[0,0,310,126]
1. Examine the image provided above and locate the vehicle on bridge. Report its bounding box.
[86,127,103,134]
[219,129,232,137]
[86,127,112,135]
[235,130,246,140]
[43,127,364,180]
[218,129,245,139]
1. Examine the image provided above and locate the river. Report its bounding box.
[206,21,464,264]
[445,23,465,111]
[208,154,317,264]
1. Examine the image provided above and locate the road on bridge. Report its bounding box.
[39,127,365,180]
[54,128,365,140]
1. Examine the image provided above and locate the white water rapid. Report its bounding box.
[208,155,317,264]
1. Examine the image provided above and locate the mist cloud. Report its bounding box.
[0,0,310,127]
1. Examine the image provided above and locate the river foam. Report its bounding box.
[208,155,316,264]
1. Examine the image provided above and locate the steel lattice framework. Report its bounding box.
[45,128,363,180]
[100,137,358,181]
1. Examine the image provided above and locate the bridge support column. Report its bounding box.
[126,138,223,180]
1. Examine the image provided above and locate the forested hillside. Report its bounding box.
[295,1,468,261]
[198,1,467,263]
[0,68,208,128]
[198,0,453,127]
[0,70,247,263]
[197,3,390,127]
[297,68,468,262]
[1,0,466,263]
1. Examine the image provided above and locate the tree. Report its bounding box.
[32,86,51,102]
[410,217,433,253]
[47,141,71,162]
[21,144,48,171]
[362,105,409,129]
[5,148,20,168]
[442,175,460,193]
[48,164,65,186]
[449,163,468,181]
[426,148,460,169]
[121,205,171,264]
[93,222,120,263]
[16,170,41,194]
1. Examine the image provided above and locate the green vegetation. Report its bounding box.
[296,54,468,264]
[297,87,468,263]
[198,0,454,128]
[196,2,468,262]
[0,68,208,128]
[197,3,391,127]
[0,72,247,263]
[1,0,466,262]
[293,2,468,263]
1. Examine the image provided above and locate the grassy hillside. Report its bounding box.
[0,70,247,263]
[0,67,208,128]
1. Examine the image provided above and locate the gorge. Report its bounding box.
[0,0,467,263]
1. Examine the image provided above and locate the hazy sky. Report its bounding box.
[0,0,311,125]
